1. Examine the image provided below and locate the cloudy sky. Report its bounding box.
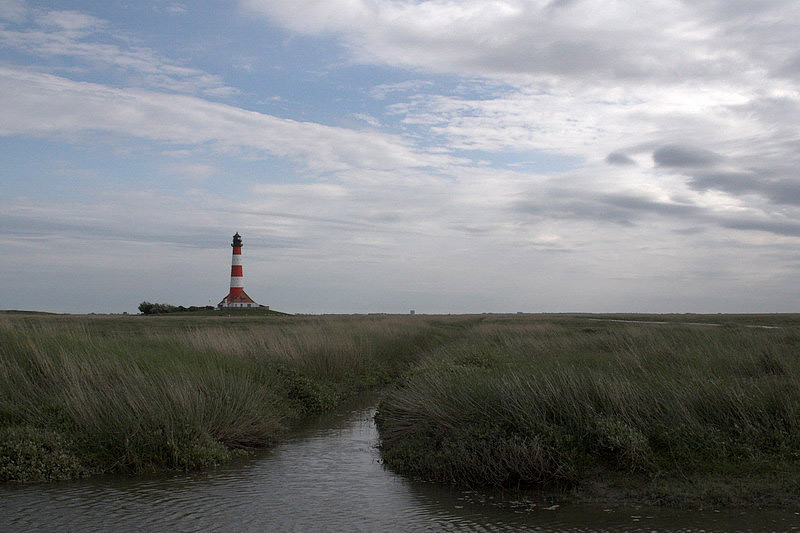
[2,0,799,314]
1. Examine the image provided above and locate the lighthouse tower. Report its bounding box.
[217,232,265,309]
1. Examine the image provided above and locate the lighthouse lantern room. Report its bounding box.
[218,232,267,309]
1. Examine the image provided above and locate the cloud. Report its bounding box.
[370,80,433,100]
[0,0,26,23]
[242,0,800,235]
[240,0,798,85]
[687,170,800,207]
[513,189,701,227]
[386,87,632,157]
[353,112,380,127]
[0,67,450,173]
[606,151,636,166]
[163,3,187,15]
[37,9,104,32]
[3,160,798,313]
[0,193,223,249]
[687,170,759,195]
[243,0,800,182]
[653,144,723,168]
[691,1,800,82]
[4,1,800,313]
[767,180,800,206]
[720,218,800,238]
[162,162,219,181]
[0,8,236,96]
[509,180,800,241]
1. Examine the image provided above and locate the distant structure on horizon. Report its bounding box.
[218,232,268,310]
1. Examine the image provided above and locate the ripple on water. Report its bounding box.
[2,405,800,532]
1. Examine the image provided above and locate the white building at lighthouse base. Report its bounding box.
[218,290,268,309]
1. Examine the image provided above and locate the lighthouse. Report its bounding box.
[217,232,266,309]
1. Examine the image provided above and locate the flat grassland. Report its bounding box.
[376,314,800,507]
[3,311,800,508]
[0,311,461,482]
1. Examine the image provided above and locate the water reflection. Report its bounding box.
[2,401,800,532]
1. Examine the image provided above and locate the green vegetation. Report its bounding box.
[5,310,800,507]
[138,301,216,314]
[0,312,459,482]
[376,315,800,507]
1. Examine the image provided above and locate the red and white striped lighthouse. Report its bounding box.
[218,232,265,309]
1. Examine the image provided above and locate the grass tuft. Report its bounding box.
[0,313,454,481]
[376,316,800,505]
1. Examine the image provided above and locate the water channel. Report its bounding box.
[3,399,800,532]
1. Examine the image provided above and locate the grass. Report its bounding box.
[0,312,463,482]
[375,315,800,507]
[6,310,800,507]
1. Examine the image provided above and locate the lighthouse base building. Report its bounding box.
[218,232,268,310]
[218,290,266,309]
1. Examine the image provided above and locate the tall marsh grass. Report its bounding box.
[179,316,440,381]
[0,313,448,482]
[376,317,800,503]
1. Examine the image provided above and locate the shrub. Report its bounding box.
[0,426,89,482]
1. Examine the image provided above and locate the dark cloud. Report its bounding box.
[512,185,800,239]
[768,180,800,205]
[513,189,701,227]
[238,209,379,229]
[687,170,757,194]
[687,170,800,206]
[776,53,800,80]
[602,194,699,218]
[365,212,404,223]
[515,191,635,226]
[728,96,800,127]
[653,144,723,168]
[687,1,800,81]
[449,224,497,235]
[605,151,636,166]
[673,227,705,235]
[720,218,800,237]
